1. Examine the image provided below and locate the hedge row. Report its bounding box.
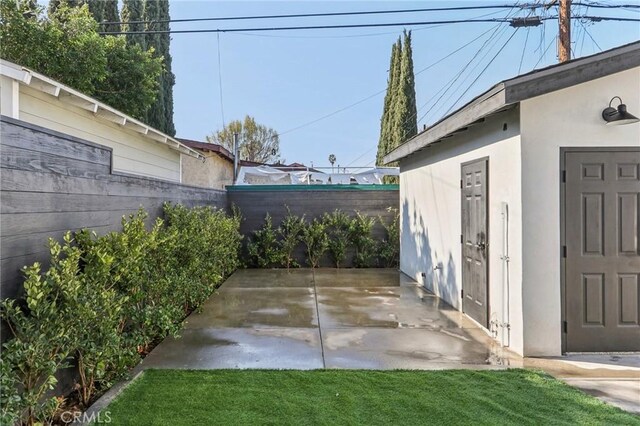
[0,204,242,425]
[246,208,399,269]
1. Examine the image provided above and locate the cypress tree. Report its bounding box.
[376,39,400,166]
[375,31,416,184]
[121,0,146,49]
[86,0,105,23]
[102,0,120,34]
[143,0,165,131]
[142,0,175,135]
[159,0,176,136]
[398,30,417,144]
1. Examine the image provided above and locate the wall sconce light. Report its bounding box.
[602,96,639,125]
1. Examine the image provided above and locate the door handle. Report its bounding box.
[476,242,486,251]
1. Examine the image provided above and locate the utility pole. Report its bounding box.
[558,0,571,62]
[233,132,239,184]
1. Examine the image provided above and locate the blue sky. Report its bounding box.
[166,1,639,167]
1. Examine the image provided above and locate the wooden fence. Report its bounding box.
[0,117,227,299]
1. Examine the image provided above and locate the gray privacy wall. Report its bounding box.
[0,116,226,299]
[227,186,399,267]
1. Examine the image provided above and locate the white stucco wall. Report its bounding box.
[519,67,640,356]
[399,108,525,355]
[181,151,234,190]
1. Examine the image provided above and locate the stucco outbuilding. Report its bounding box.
[385,42,640,356]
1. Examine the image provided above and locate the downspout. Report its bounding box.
[500,202,511,347]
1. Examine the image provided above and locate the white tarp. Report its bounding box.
[235,166,399,185]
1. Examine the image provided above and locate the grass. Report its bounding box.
[104,369,639,425]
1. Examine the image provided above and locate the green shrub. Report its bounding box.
[301,218,329,268]
[349,211,377,268]
[0,204,241,421]
[163,203,242,310]
[247,214,283,268]
[73,230,128,406]
[378,208,400,268]
[323,210,351,268]
[0,234,81,425]
[278,208,305,269]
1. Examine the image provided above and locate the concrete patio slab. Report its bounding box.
[322,328,507,370]
[312,268,403,287]
[141,328,323,370]
[221,268,314,288]
[316,286,463,329]
[137,268,639,412]
[185,288,318,329]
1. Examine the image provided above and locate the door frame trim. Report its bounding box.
[460,156,490,329]
[560,146,640,353]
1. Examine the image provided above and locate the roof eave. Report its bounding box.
[384,83,507,164]
[0,59,204,161]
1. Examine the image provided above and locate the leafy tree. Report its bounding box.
[1,0,107,95]
[97,36,162,120]
[207,116,281,164]
[121,0,145,48]
[0,0,162,120]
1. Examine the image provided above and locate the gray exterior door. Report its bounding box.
[565,149,640,352]
[461,158,489,327]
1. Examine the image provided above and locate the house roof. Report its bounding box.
[177,138,234,162]
[0,59,204,160]
[178,137,323,171]
[384,41,640,164]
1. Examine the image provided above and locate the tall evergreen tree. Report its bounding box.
[143,0,165,132]
[121,0,145,48]
[397,30,417,145]
[102,0,120,34]
[376,39,401,166]
[159,0,176,136]
[85,0,105,23]
[375,31,417,174]
[142,0,175,135]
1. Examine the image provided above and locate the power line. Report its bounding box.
[532,34,556,68]
[442,28,521,118]
[519,27,532,73]
[96,4,523,26]
[99,15,638,35]
[412,2,525,126]
[579,19,604,50]
[99,17,556,35]
[278,25,499,136]
[97,3,640,26]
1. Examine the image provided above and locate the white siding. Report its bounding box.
[399,108,525,355]
[16,85,181,182]
[519,67,640,356]
[0,75,19,119]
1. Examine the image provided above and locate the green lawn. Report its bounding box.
[105,369,639,425]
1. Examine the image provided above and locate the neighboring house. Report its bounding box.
[384,42,640,357]
[0,60,203,182]
[178,138,236,189]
